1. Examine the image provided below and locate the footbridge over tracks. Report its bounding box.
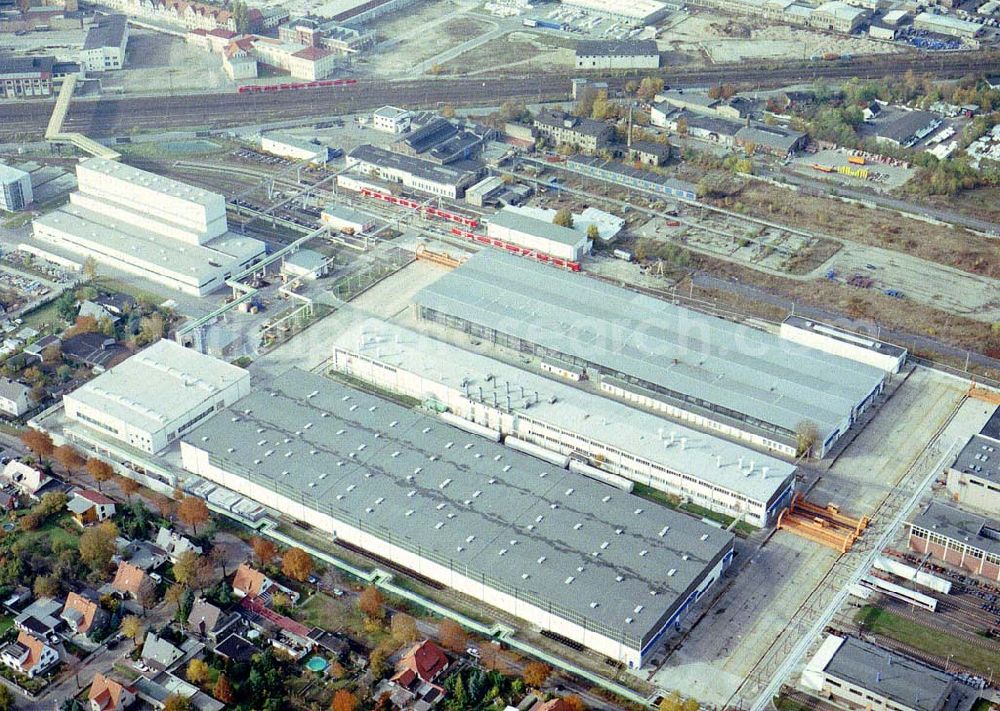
[45,75,121,160]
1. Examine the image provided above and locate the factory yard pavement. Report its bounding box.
[652,367,967,706]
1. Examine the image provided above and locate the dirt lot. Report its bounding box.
[100,30,232,95]
[662,12,906,63]
[364,11,496,74]
[937,185,1000,225]
[731,182,1000,280]
[439,30,576,74]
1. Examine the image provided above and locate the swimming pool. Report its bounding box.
[304,656,329,673]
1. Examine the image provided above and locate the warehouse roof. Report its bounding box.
[0,55,54,75]
[821,635,974,711]
[33,202,263,287]
[182,368,733,645]
[488,208,589,249]
[567,156,697,197]
[84,14,127,50]
[335,319,797,505]
[413,250,885,441]
[79,158,224,210]
[910,501,1000,557]
[783,316,907,359]
[735,124,806,154]
[534,110,613,140]
[979,408,1000,442]
[321,204,372,226]
[348,145,476,189]
[814,1,866,20]
[875,110,940,144]
[66,339,249,435]
[948,433,1000,484]
[575,40,659,57]
[915,11,983,32]
[562,0,667,21]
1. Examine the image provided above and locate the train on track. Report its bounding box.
[237,79,359,94]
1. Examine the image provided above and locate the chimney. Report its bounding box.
[680,437,687,450]
[738,456,744,469]
[761,466,769,479]
[716,456,722,468]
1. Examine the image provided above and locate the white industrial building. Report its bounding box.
[63,339,251,454]
[559,0,669,25]
[282,249,330,281]
[913,12,983,37]
[486,207,590,261]
[415,251,889,458]
[780,316,907,373]
[261,133,336,163]
[505,204,624,241]
[372,106,412,134]
[321,204,375,234]
[0,163,33,212]
[575,40,660,70]
[180,368,734,668]
[332,319,797,527]
[346,145,478,200]
[33,159,265,296]
[80,14,129,72]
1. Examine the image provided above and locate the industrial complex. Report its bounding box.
[332,319,798,527]
[413,251,888,458]
[180,368,735,668]
[32,159,265,296]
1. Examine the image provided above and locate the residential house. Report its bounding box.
[111,561,153,600]
[1,630,58,678]
[0,490,17,511]
[0,378,31,417]
[2,460,51,499]
[627,140,671,167]
[187,598,238,642]
[140,633,183,672]
[214,633,256,663]
[532,110,614,153]
[78,300,121,326]
[155,527,202,563]
[23,335,62,363]
[863,100,883,122]
[232,563,272,599]
[61,591,107,636]
[89,672,137,711]
[14,597,63,637]
[60,332,128,372]
[68,488,117,526]
[382,640,450,710]
[94,293,137,318]
[734,123,808,157]
[530,700,575,711]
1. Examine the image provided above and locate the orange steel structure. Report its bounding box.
[968,379,1000,405]
[776,493,870,553]
[415,245,464,269]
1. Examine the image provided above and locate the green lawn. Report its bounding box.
[632,483,757,537]
[0,617,13,636]
[298,592,389,650]
[856,606,1000,676]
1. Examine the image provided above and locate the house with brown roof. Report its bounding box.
[111,562,153,600]
[61,592,108,636]
[1,630,58,678]
[187,597,238,641]
[382,640,450,710]
[67,488,116,526]
[232,562,272,599]
[89,672,136,711]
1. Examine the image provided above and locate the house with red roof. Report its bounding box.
[89,672,136,711]
[381,639,450,709]
[232,562,272,599]
[1,630,58,678]
[61,591,108,636]
[111,561,153,600]
[67,488,116,526]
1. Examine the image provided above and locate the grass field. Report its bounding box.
[632,483,757,537]
[856,605,1000,676]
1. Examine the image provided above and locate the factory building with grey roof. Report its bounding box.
[413,251,887,458]
[332,319,796,527]
[802,634,979,711]
[180,368,734,667]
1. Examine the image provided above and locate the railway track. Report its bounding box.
[1,51,997,140]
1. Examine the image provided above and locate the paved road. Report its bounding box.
[691,272,1000,371]
[2,51,998,140]
[761,166,1000,235]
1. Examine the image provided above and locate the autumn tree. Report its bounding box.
[331,689,358,711]
[440,104,456,119]
[165,583,187,610]
[637,76,665,102]
[33,574,60,599]
[369,646,388,678]
[138,314,166,345]
[163,695,192,711]
[173,550,212,589]
[553,208,573,228]
[152,493,175,518]
[53,444,84,473]
[281,547,313,582]
[120,615,144,644]
[82,256,98,281]
[79,521,118,573]
[523,661,552,688]
[177,496,210,534]
[251,536,279,566]
[438,619,466,652]
[563,697,586,711]
[118,476,140,501]
[41,344,62,364]
[86,457,115,491]
[186,658,210,686]
[213,675,235,703]
[358,585,384,621]
[20,429,53,461]
[586,223,600,240]
[391,612,419,645]
[795,419,819,457]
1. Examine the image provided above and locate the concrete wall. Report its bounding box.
[779,322,905,374]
